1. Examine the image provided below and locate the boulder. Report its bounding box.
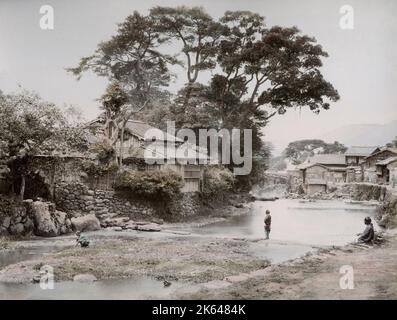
[137,224,161,232]
[10,223,24,235]
[2,216,11,229]
[24,201,73,237]
[27,201,58,237]
[73,274,97,282]
[71,214,101,232]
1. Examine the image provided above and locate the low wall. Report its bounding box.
[54,182,201,222]
[0,196,33,236]
[339,183,388,201]
[54,182,155,220]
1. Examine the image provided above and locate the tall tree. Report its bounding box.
[67,11,176,165]
[150,6,226,109]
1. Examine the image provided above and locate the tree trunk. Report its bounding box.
[119,126,125,169]
[19,174,26,200]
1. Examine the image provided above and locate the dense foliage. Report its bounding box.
[81,161,119,179]
[114,169,183,199]
[0,90,88,199]
[201,166,235,199]
[283,139,347,165]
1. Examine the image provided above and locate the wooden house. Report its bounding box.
[387,158,397,188]
[86,119,210,193]
[345,146,380,166]
[297,154,347,194]
[362,148,397,184]
[345,146,380,182]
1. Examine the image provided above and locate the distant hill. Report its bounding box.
[320,119,397,147]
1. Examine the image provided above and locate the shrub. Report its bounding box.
[81,161,119,179]
[114,169,183,199]
[201,166,235,199]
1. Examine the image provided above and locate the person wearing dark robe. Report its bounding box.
[264,210,272,240]
[357,217,375,244]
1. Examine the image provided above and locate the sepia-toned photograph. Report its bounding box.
[0,0,396,305]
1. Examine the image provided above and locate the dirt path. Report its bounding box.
[183,231,397,300]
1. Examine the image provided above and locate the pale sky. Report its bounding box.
[1,0,396,153]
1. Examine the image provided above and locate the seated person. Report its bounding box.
[76,231,90,248]
[357,217,375,244]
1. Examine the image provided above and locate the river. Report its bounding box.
[0,199,379,299]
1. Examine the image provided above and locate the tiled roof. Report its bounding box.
[345,146,379,157]
[366,148,397,159]
[125,120,183,143]
[297,154,346,169]
[376,156,397,166]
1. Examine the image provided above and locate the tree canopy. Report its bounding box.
[68,6,340,188]
[0,89,88,199]
[283,139,347,165]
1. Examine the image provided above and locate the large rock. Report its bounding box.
[137,224,161,232]
[24,201,72,237]
[27,201,58,237]
[10,223,24,235]
[71,214,101,232]
[73,274,97,282]
[2,217,11,229]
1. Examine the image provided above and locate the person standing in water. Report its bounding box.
[264,210,272,240]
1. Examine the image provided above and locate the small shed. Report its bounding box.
[306,179,327,195]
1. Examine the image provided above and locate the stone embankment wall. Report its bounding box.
[54,182,201,222]
[336,183,388,201]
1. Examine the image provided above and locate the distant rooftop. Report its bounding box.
[297,154,346,170]
[308,154,346,165]
[345,146,379,157]
[366,147,397,159]
[376,156,397,166]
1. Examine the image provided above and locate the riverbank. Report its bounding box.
[183,230,397,300]
[0,231,270,285]
[1,197,394,299]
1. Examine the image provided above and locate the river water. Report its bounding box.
[194,199,378,246]
[0,199,378,299]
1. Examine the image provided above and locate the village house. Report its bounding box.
[297,154,347,194]
[387,157,397,188]
[345,146,380,166]
[362,148,397,184]
[345,146,380,182]
[87,119,210,192]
